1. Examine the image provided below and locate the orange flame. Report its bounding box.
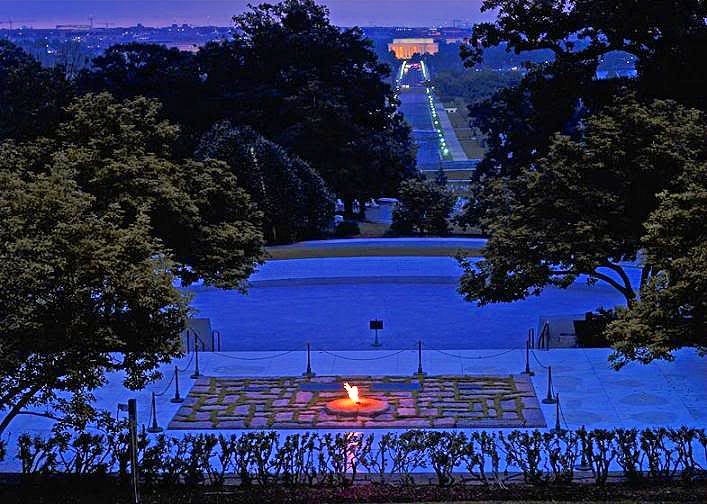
[343,382,360,404]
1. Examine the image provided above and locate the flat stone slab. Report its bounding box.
[299,383,342,392]
[300,382,421,392]
[370,382,421,392]
[168,375,546,430]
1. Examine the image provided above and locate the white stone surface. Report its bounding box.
[186,256,642,351]
[1,347,703,471]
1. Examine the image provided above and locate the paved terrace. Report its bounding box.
[2,347,703,471]
[186,253,639,351]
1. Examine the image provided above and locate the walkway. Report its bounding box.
[2,347,703,472]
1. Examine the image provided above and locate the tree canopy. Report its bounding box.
[391,178,456,236]
[0,170,189,435]
[3,93,265,289]
[77,43,203,150]
[459,95,705,362]
[76,1,416,219]
[463,0,705,107]
[459,0,705,182]
[433,68,522,105]
[606,160,707,367]
[456,0,706,364]
[0,91,268,435]
[196,0,416,216]
[0,40,72,141]
[196,122,334,243]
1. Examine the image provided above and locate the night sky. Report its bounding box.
[0,1,494,28]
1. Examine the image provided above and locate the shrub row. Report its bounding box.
[13,418,706,488]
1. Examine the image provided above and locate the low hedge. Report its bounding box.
[3,477,706,503]
[6,417,705,489]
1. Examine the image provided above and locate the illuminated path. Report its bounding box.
[397,61,469,164]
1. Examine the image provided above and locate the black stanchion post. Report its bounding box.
[170,366,183,403]
[303,343,315,377]
[190,335,201,379]
[551,393,564,434]
[185,329,190,354]
[521,338,534,376]
[543,321,551,350]
[542,365,557,404]
[214,330,221,351]
[127,399,139,504]
[370,320,383,347]
[372,330,381,347]
[414,340,426,377]
[147,392,163,433]
[575,428,592,471]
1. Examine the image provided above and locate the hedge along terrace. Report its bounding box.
[8,421,705,489]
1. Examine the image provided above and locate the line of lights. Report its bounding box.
[423,63,451,160]
[396,60,451,161]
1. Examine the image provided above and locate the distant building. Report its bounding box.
[388,38,439,60]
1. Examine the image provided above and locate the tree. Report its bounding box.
[0,40,73,141]
[196,122,334,243]
[197,0,416,217]
[606,160,707,367]
[4,93,265,289]
[459,97,705,306]
[77,43,203,151]
[456,1,706,365]
[433,68,522,105]
[462,0,705,109]
[434,165,448,186]
[391,178,456,236]
[0,170,189,436]
[455,0,705,215]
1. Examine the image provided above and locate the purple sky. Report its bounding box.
[0,1,494,28]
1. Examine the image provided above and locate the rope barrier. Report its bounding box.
[429,346,522,360]
[212,350,296,361]
[153,372,176,397]
[530,349,550,369]
[150,352,194,399]
[320,348,411,361]
[176,351,195,373]
[553,384,571,430]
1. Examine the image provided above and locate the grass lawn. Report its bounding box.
[422,169,474,181]
[445,99,487,159]
[266,244,483,260]
[358,221,390,237]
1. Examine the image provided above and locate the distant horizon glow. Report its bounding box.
[0,1,495,29]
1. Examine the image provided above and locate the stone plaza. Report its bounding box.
[168,374,545,430]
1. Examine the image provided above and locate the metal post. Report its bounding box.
[372,328,382,347]
[127,399,139,504]
[214,330,221,351]
[521,338,534,375]
[551,393,564,434]
[414,340,426,377]
[303,343,315,377]
[170,366,183,403]
[542,365,557,404]
[575,431,592,471]
[543,321,551,350]
[190,334,201,379]
[529,328,535,349]
[185,329,190,354]
[147,392,163,433]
